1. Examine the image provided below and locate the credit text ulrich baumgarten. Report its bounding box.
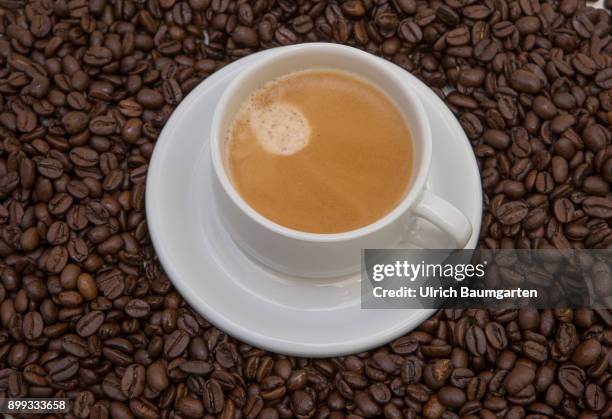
[370,260,538,300]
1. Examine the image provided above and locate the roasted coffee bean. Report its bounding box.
[77,273,97,300]
[179,360,213,375]
[84,46,113,67]
[291,390,315,417]
[459,68,485,87]
[582,197,612,218]
[553,198,575,223]
[496,201,529,225]
[164,330,189,358]
[8,372,27,397]
[177,395,205,417]
[504,365,535,395]
[121,364,146,398]
[510,69,543,94]
[136,88,164,109]
[232,26,259,48]
[523,341,548,363]
[438,386,466,408]
[390,336,418,355]
[146,361,169,392]
[37,158,64,179]
[124,299,150,318]
[70,147,99,167]
[22,311,43,340]
[129,398,159,419]
[465,325,487,356]
[584,383,605,411]
[484,322,507,350]
[73,391,95,418]
[75,310,104,337]
[483,129,511,150]
[474,39,498,61]
[571,339,602,367]
[61,334,89,358]
[533,96,558,120]
[62,111,89,134]
[399,20,422,43]
[47,356,79,382]
[203,379,224,413]
[558,364,585,397]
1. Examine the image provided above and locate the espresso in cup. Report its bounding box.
[225,70,413,234]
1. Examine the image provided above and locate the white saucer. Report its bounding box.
[146,45,482,357]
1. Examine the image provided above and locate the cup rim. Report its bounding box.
[210,43,432,243]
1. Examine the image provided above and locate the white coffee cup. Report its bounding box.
[210,43,472,278]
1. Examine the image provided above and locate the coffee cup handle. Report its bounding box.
[412,190,473,248]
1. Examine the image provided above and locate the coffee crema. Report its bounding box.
[225,70,413,234]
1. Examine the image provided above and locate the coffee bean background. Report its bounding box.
[0,0,611,418]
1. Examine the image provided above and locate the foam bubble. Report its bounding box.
[249,102,310,155]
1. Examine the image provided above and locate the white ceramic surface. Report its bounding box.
[209,43,473,278]
[146,45,483,357]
